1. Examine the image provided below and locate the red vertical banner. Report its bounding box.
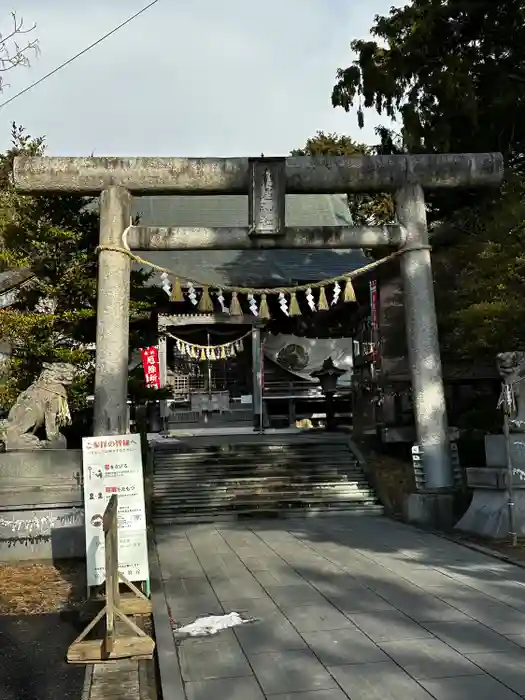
[141,346,161,389]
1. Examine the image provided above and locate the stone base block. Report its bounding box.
[455,489,525,539]
[0,449,85,561]
[0,448,82,480]
[485,433,525,468]
[403,492,455,529]
[0,506,85,561]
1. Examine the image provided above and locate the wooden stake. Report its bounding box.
[67,495,155,664]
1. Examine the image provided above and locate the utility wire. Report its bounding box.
[0,0,160,110]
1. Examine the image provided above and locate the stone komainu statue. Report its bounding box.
[496,351,525,433]
[0,362,76,451]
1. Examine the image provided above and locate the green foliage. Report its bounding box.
[292,131,366,158]
[330,1,525,362]
[434,177,525,360]
[332,0,525,164]
[291,131,395,260]
[0,124,163,421]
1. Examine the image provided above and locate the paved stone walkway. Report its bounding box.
[156,515,525,699]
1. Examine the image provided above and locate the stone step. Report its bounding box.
[153,477,371,488]
[151,436,378,524]
[154,489,372,504]
[153,466,363,478]
[153,503,384,525]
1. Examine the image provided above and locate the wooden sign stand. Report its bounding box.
[67,495,155,663]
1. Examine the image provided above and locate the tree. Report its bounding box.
[292,131,395,227]
[0,13,38,92]
[330,1,525,363]
[0,124,167,438]
[433,176,525,361]
[332,0,525,165]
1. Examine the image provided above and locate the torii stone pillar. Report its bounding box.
[13,153,503,500]
[395,184,448,489]
[96,187,132,435]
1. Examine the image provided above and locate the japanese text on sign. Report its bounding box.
[82,434,149,588]
[140,346,160,389]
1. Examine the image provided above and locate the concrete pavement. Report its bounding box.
[155,515,525,699]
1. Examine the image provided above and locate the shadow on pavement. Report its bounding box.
[156,515,525,699]
[0,612,85,700]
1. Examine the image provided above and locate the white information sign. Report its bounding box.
[82,434,149,588]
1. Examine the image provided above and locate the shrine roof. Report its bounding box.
[132,194,370,286]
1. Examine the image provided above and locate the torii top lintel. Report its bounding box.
[12,153,503,196]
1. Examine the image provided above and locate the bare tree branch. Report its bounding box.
[0,13,39,91]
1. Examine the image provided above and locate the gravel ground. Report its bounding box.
[0,613,86,700]
[456,531,525,562]
[359,443,416,515]
[0,561,86,614]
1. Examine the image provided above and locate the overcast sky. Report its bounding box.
[0,1,394,156]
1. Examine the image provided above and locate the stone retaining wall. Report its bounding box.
[0,450,85,561]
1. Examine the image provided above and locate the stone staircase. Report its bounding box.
[151,432,382,524]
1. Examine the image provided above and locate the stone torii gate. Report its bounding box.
[13,153,503,496]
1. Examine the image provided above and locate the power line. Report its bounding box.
[0,0,160,110]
